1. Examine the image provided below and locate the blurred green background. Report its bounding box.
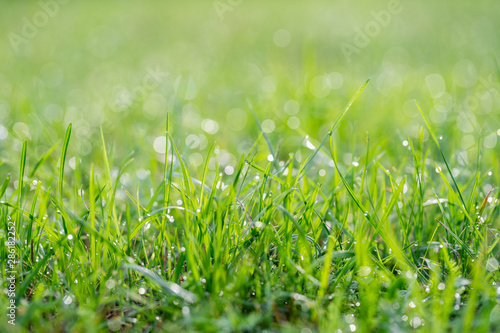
[1,0,499,180]
[1,1,500,331]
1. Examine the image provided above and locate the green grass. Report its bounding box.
[1,0,500,332]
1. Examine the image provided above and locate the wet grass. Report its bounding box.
[1,80,500,331]
[1,0,500,332]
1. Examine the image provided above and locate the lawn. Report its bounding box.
[1,0,500,331]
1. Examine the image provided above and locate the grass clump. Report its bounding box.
[1,79,500,332]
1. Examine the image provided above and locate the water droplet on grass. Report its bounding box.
[63,295,73,305]
[486,258,499,272]
[410,317,422,328]
[106,279,116,289]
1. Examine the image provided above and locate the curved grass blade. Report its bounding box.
[247,98,277,167]
[58,124,72,204]
[16,249,54,302]
[0,173,10,198]
[124,264,198,304]
[29,140,59,178]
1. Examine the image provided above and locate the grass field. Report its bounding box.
[1,0,500,332]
